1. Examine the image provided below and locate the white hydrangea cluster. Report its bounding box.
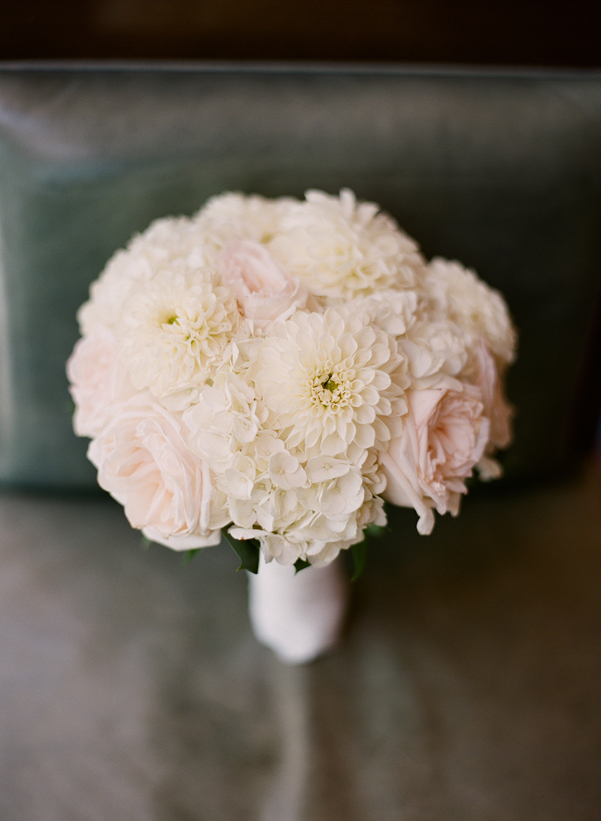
[68,189,516,567]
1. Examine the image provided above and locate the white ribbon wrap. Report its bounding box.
[248,556,349,664]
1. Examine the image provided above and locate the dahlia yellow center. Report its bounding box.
[121,274,240,397]
[160,306,213,352]
[257,308,405,457]
[309,367,351,412]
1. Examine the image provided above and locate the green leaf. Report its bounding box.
[224,530,260,574]
[140,534,152,550]
[182,548,200,565]
[365,523,388,540]
[351,539,368,582]
[294,559,311,574]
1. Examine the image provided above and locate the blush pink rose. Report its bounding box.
[472,342,513,450]
[87,396,226,549]
[461,342,514,479]
[66,327,135,438]
[218,239,308,328]
[380,386,490,535]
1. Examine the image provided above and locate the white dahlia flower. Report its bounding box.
[423,258,517,366]
[268,189,426,299]
[78,215,213,335]
[119,268,241,397]
[257,308,407,459]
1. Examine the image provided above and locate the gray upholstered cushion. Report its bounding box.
[0,66,600,489]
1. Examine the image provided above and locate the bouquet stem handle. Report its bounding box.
[247,555,349,664]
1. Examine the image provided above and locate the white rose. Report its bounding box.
[66,327,135,438]
[88,395,228,549]
[195,192,294,258]
[218,239,308,329]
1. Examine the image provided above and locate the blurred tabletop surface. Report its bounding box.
[1,460,601,821]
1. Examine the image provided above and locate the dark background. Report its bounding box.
[2,0,600,66]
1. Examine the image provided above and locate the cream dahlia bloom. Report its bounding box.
[78,215,213,335]
[119,268,241,397]
[269,189,426,299]
[256,308,407,459]
[423,258,517,366]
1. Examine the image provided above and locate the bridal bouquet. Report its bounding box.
[67,190,516,577]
